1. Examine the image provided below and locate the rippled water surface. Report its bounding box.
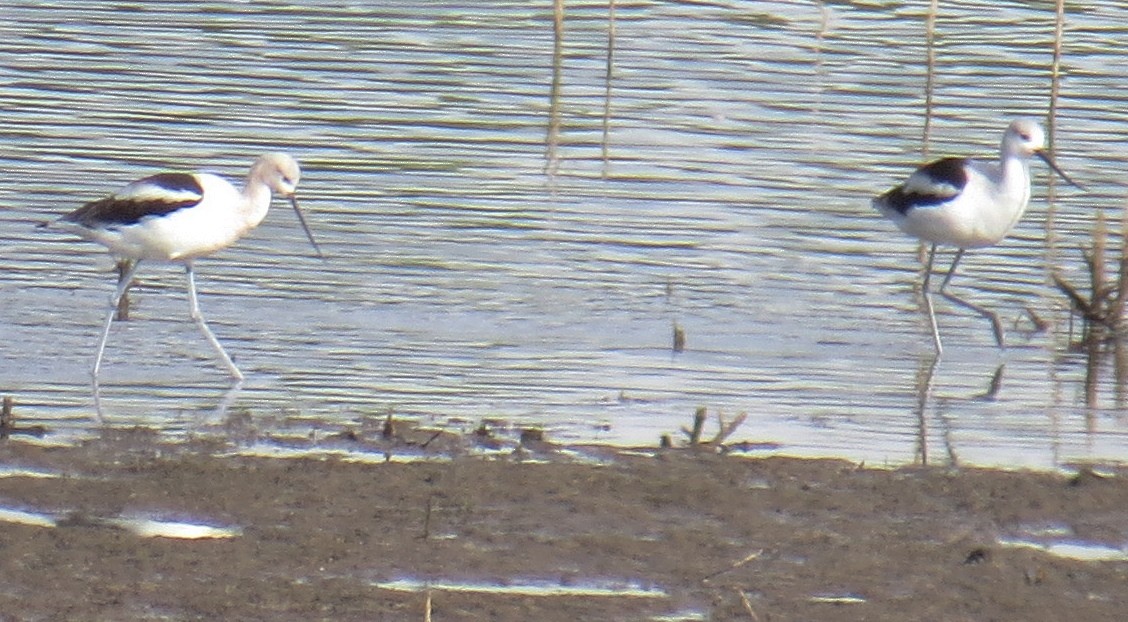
[3,0,1128,468]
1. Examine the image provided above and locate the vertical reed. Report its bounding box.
[1045,0,1066,240]
[922,0,938,158]
[601,0,616,176]
[545,0,564,177]
[918,0,939,282]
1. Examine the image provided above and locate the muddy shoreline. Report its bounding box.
[0,427,1126,621]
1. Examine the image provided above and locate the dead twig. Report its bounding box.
[672,322,686,353]
[681,406,707,445]
[0,396,47,439]
[676,407,750,450]
[1053,210,1128,340]
[0,396,11,439]
[711,411,748,446]
[737,588,762,622]
[702,548,764,582]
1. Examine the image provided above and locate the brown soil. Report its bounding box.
[0,425,1126,621]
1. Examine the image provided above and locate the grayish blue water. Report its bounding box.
[2,0,1127,468]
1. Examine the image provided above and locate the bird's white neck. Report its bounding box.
[999,152,1032,195]
[242,175,275,229]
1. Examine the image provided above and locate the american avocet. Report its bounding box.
[873,118,1083,355]
[48,153,321,384]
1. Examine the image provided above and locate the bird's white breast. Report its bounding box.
[895,160,1031,249]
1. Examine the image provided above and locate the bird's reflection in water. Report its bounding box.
[912,326,1128,468]
[912,355,1005,467]
[93,379,243,424]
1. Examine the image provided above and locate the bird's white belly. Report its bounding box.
[898,178,1030,249]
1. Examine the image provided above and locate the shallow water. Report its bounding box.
[2,0,1128,468]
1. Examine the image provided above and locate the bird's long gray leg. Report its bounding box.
[920,243,943,355]
[93,259,142,385]
[185,262,245,381]
[114,259,135,321]
[937,249,1005,349]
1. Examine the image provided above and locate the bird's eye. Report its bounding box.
[1019,132,1031,141]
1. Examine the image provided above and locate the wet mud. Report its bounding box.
[0,426,1126,621]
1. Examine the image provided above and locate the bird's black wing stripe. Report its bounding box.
[63,173,204,227]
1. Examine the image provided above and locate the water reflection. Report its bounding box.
[1074,338,1128,414]
[912,356,1005,467]
[912,356,942,467]
[1,1,1127,468]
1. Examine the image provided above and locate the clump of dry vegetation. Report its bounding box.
[1053,209,1128,343]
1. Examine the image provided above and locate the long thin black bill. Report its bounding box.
[1036,151,1086,191]
[289,195,323,258]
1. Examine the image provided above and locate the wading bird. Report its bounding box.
[873,118,1083,354]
